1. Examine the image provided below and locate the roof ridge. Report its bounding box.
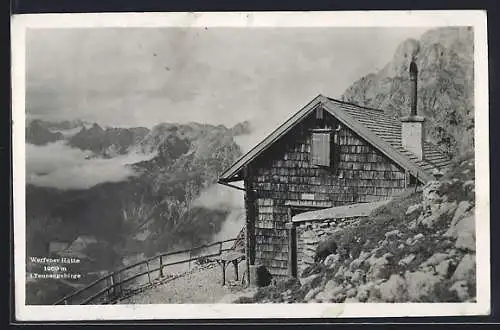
[326,96,386,113]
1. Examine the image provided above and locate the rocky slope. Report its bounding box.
[238,153,475,303]
[341,27,474,157]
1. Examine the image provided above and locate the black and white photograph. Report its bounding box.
[12,11,490,320]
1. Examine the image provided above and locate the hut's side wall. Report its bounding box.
[295,216,366,275]
[246,111,407,277]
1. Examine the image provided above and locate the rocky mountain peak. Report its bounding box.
[341,26,474,157]
[384,38,420,78]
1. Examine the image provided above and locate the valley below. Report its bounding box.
[25,119,249,305]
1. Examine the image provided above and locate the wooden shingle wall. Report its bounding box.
[245,111,406,277]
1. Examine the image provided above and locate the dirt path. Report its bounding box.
[119,262,245,304]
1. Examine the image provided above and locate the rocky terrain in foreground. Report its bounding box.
[233,153,476,303]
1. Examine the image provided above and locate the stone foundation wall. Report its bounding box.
[295,216,366,275]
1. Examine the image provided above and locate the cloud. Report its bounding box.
[26,27,430,128]
[26,141,156,190]
[192,183,244,211]
[192,183,246,242]
[212,209,246,242]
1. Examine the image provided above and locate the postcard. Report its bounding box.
[11,10,490,321]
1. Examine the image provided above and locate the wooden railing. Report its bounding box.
[52,238,238,305]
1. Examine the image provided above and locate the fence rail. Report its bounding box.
[53,238,238,305]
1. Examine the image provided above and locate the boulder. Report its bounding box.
[324,253,341,268]
[420,202,457,229]
[436,259,454,278]
[301,263,324,278]
[346,288,358,298]
[450,201,473,227]
[451,254,476,283]
[455,229,476,251]
[408,220,418,230]
[349,258,363,271]
[367,283,383,302]
[331,293,347,303]
[420,213,439,229]
[423,181,442,203]
[380,274,408,302]
[300,273,321,287]
[398,254,416,267]
[356,282,373,302]
[446,211,475,251]
[405,270,443,302]
[349,251,371,271]
[366,253,394,281]
[446,207,474,236]
[343,269,354,282]
[304,287,322,302]
[351,269,366,284]
[316,280,346,302]
[358,251,371,261]
[420,253,449,268]
[406,203,422,216]
[449,280,470,302]
[385,229,402,240]
[406,233,425,246]
[334,265,348,282]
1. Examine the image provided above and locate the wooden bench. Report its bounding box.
[216,251,245,286]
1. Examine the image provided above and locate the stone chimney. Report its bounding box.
[401,59,425,160]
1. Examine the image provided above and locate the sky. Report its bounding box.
[26,27,431,131]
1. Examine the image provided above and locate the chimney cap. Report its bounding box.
[409,61,418,75]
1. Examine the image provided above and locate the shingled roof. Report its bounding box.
[219,94,451,184]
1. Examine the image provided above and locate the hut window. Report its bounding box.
[311,131,332,167]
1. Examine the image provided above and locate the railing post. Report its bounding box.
[146,260,152,285]
[114,273,122,298]
[107,275,113,302]
[159,255,164,278]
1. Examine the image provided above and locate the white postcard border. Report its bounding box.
[12,10,490,321]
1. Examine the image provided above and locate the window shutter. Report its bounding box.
[311,132,331,167]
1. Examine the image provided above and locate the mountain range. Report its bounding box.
[25,119,247,304]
